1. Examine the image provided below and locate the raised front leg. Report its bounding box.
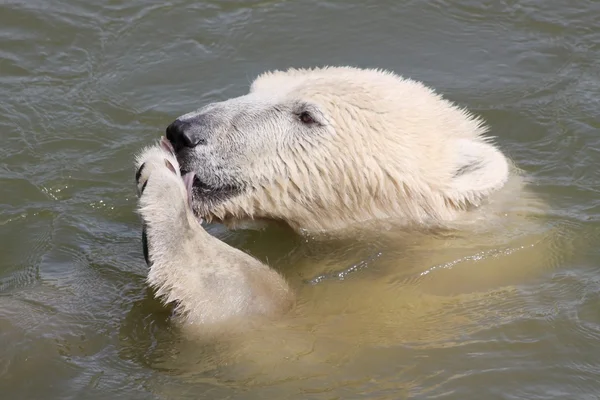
[134,138,294,329]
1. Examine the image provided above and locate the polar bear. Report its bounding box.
[134,66,515,330]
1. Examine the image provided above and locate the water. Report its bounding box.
[1,0,600,398]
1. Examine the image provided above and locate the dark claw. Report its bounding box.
[135,162,146,184]
[142,224,151,267]
[140,179,148,194]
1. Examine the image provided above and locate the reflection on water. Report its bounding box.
[2,0,600,398]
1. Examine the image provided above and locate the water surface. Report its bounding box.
[1,0,600,399]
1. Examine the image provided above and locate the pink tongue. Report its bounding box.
[181,172,202,223]
[182,172,195,202]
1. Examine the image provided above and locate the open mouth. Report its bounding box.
[188,174,240,199]
[159,135,242,218]
[179,169,215,193]
[179,168,242,219]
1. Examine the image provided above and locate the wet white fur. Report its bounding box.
[177,66,510,232]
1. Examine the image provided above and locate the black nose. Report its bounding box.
[165,119,204,150]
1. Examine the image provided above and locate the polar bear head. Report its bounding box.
[166,66,509,232]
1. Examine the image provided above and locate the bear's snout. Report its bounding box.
[166,118,207,151]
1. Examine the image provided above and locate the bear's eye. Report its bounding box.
[298,111,315,125]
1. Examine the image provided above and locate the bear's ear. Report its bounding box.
[445,138,510,207]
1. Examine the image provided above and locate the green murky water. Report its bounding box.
[2,1,600,398]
